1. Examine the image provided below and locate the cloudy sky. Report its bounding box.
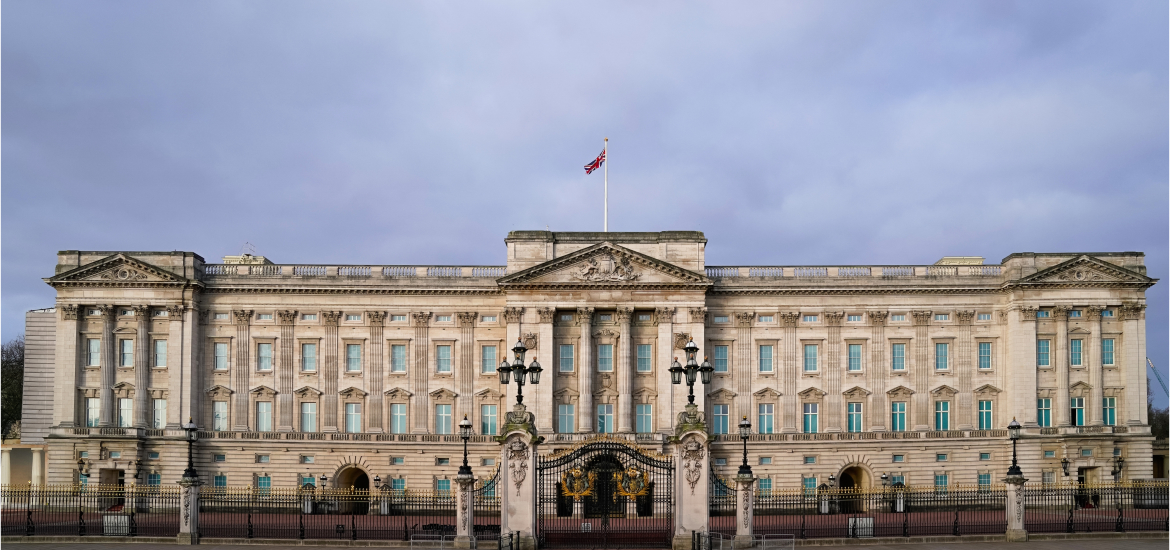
[3,1,1167,405]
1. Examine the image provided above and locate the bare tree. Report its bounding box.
[1,335,25,438]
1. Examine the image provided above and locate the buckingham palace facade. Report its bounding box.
[25,230,1157,490]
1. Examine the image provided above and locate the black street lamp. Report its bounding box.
[668,339,714,404]
[1111,456,1125,482]
[1061,457,1071,477]
[319,474,328,488]
[828,474,836,488]
[1007,418,1022,477]
[181,418,199,479]
[497,338,542,405]
[77,459,88,480]
[738,416,753,477]
[458,415,474,477]
[880,473,889,487]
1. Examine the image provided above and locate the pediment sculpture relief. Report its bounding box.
[572,252,640,282]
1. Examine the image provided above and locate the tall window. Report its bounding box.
[934,401,950,430]
[1037,340,1050,367]
[597,404,614,433]
[1102,397,1116,426]
[152,398,167,429]
[978,342,992,370]
[935,343,949,370]
[435,345,451,373]
[214,475,227,487]
[1102,339,1115,365]
[435,404,452,434]
[890,402,906,432]
[390,404,407,434]
[847,402,862,433]
[147,472,161,486]
[558,345,574,372]
[758,404,774,434]
[346,344,362,372]
[847,344,862,371]
[345,403,362,433]
[86,398,100,427]
[118,398,133,427]
[712,405,729,434]
[482,345,497,374]
[257,343,273,371]
[391,344,407,373]
[436,479,451,494]
[153,340,167,367]
[301,402,317,432]
[391,478,406,491]
[87,338,101,366]
[598,345,613,372]
[636,404,653,433]
[120,339,134,367]
[757,478,772,495]
[481,405,498,435]
[214,342,229,370]
[978,473,991,490]
[257,402,273,432]
[1037,398,1052,427]
[714,345,729,372]
[1071,397,1084,426]
[934,474,948,493]
[978,400,993,430]
[213,401,228,431]
[802,477,817,495]
[891,343,906,371]
[302,343,317,372]
[1070,339,1083,366]
[637,345,652,372]
[758,345,773,372]
[558,404,575,433]
[803,344,818,372]
[802,403,819,433]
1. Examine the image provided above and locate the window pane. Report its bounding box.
[598,345,613,372]
[87,339,101,366]
[1102,339,1114,365]
[1070,339,1082,366]
[482,346,497,374]
[346,344,362,372]
[257,402,273,432]
[301,402,317,432]
[847,402,862,433]
[1037,340,1050,366]
[847,344,861,371]
[803,345,817,371]
[558,344,574,372]
[935,343,948,370]
[978,342,991,369]
[481,405,498,435]
[120,339,134,367]
[119,398,133,427]
[346,403,362,433]
[435,404,452,434]
[213,401,228,431]
[637,344,652,372]
[391,344,407,372]
[802,403,818,433]
[759,345,773,372]
[153,399,167,429]
[302,343,317,371]
[597,404,614,433]
[558,404,575,434]
[436,345,451,372]
[714,345,729,372]
[758,404,774,434]
[891,343,905,371]
[153,340,167,367]
[891,402,906,432]
[257,343,273,371]
[636,404,653,433]
[390,404,407,434]
[713,405,728,435]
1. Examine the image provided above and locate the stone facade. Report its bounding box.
[33,231,1156,491]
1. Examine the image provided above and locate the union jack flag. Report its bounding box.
[584,149,606,174]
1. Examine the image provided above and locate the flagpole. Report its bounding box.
[604,137,608,232]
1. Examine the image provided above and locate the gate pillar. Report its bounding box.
[177,476,202,545]
[733,475,756,548]
[500,403,541,550]
[1004,474,1028,542]
[455,472,476,548]
[672,403,709,550]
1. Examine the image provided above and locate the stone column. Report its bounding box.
[167,305,188,428]
[1,448,10,486]
[368,311,387,433]
[911,311,932,431]
[536,308,556,433]
[1053,306,1070,427]
[31,448,44,486]
[231,310,254,431]
[1121,303,1147,425]
[456,312,477,431]
[1010,307,1039,427]
[503,308,523,419]
[868,312,888,431]
[134,305,151,427]
[1086,307,1103,426]
[499,406,538,550]
[734,313,754,424]
[412,312,433,434]
[55,305,81,427]
[177,476,202,544]
[734,474,756,548]
[99,305,117,427]
[616,308,634,433]
[956,311,975,430]
[322,311,342,432]
[672,411,709,550]
[823,312,844,432]
[454,472,476,548]
[1004,474,1027,542]
[576,308,594,433]
[780,312,799,433]
[276,311,297,432]
[655,308,674,434]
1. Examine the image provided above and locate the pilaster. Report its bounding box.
[456,312,476,432]
[322,311,342,432]
[655,307,674,434]
[412,312,433,434]
[503,307,523,417]
[779,312,799,433]
[956,310,975,430]
[911,310,932,431]
[368,311,387,432]
[1121,303,1146,424]
[231,309,253,431]
[1086,307,1103,426]
[576,307,594,433]
[868,311,888,431]
[1053,306,1070,427]
[99,305,116,427]
[166,305,188,428]
[734,312,754,425]
[688,308,707,414]
[133,305,151,427]
[536,308,556,432]
[277,310,297,432]
[1010,307,1039,427]
[54,304,80,427]
[616,307,634,433]
[823,311,843,432]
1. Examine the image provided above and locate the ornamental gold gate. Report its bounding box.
[537,439,674,549]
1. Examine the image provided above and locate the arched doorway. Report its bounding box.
[838,465,871,513]
[335,466,371,515]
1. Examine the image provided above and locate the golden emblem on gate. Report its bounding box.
[560,468,595,500]
[614,467,650,498]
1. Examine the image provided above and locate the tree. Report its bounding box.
[1149,378,1169,440]
[1,335,25,438]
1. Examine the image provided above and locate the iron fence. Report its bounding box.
[1023,481,1169,534]
[473,468,502,540]
[0,484,180,538]
[198,486,455,540]
[707,470,737,536]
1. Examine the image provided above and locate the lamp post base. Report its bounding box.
[1005,529,1028,542]
[177,533,200,545]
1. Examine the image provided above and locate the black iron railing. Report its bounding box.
[707,469,737,536]
[1023,481,1169,534]
[0,484,180,537]
[473,467,502,540]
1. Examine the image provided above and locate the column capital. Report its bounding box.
[132,304,151,318]
[867,311,888,325]
[503,307,524,324]
[1052,305,1070,320]
[455,311,477,327]
[1085,306,1103,320]
[168,304,188,319]
[96,304,115,318]
[1018,306,1038,321]
[956,310,975,324]
[823,311,844,327]
[653,307,675,325]
[277,310,299,325]
[689,307,708,324]
[735,312,756,328]
[575,307,594,326]
[536,307,556,324]
[60,304,80,320]
[779,312,800,327]
[615,307,634,323]
[911,310,933,326]
[232,309,254,325]
[1121,302,1145,320]
[410,311,432,327]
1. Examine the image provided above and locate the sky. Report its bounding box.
[3,1,1167,406]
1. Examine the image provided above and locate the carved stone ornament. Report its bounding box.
[537,308,556,324]
[911,311,933,325]
[571,252,640,282]
[97,267,149,282]
[956,310,975,324]
[615,307,634,323]
[680,435,705,495]
[593,328,618,340]
[411,312,432,326]
[1085,306,1103,320]
[1122,302,1146,320]
[673,333,691,350]
[689,308,708,323]
[735,312,756,327]
[522,332,539,350]
[456,312,477,326]
[277,310,298,325]
[168,304,186,319]
[1052,306,1070,320]
[675,402,706,437]
[368,311,388,325]
[742,486,751,528]
[505,402,535,427]
[506,438,530,496]
[61,305,79,321]
[779,312,800,327]
[502,307,524,324]
[1019,307,1038,321]
[575,307,594,326]
[1055,267,1103,282]
[823,311,844,326]
[232,310,254,325]
[868,311,888,325]
[322,311,343,325]
[654,307,674,325]
[132,305,150,318]
[198,310,210,324]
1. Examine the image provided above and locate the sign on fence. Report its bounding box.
[102,514,130,536]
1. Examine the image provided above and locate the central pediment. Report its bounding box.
[498,242,710,288]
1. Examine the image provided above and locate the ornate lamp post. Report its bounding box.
[1061,457,1070,477]
[458,415,474,477]
[497,338,542,406]
[181,419,199,480]
[737,416,753,476]
[668,339,714,404]
[1111,456,1125,482]
[1006,418,1022,477]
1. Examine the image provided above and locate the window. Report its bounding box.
[891,474,905,485]
[847,344,862,371]
[436,479,451,494]
[758,478,772,494]
[391,456,405,465]
[558,404,575,433]
[346,314,362,321]
[154,310,168,318]
[1037,340,1050,366]
[391,478,406,491]
[714,345,729,372]
[1071,397,1084,426]
[978,400,992,430]
[1101,309,1114,317]
[435,457,449,466]
[935,314,949,321]
[934,474,948,493]
[890,402,906,432]
[120,309,133,316]
[598,344,613,372]
[1102,339,1115,365]
[636,404,653,433]
[435,404,452,434]
[153,340,167,367]
[802,477,817,494]
[980,453,991,461]
[213,454,225,462]
[481,405,498,435]
[346,344,362,372]
[597,404,614,433]
[145,472,160,486]
[152,398,167,429]
[1070,339,1083,366]
[1036,310,1050,318]
[759,315,774,323]
[1113,447,1121,456]
[302,343,317,372]
[803,456,816,464]
[637,344,652,372]
[714,315,729,323]
[214,475,227,487]
[977,313,992,321]
[934,401,950,430]
[847,402,862,433]
[713,405,729,434]
[118,398,133,427]
[214,343,229,370]
[257,343,273,371]
[257,313,273,321]
[978,342,992,369]
[256,455,270,463]
[482,345,498,374]
[482,315,497,323]
[891,314,906,322]
[1103,397,1116,426]
[978,473,991,489]
[301,476,315,486]
[714,458,727,466]
[87,339,101,366]
[847,314,862,322]
[935,343,949,370]
[891,343,906,371]
[86,398,100,427]
[391,344,407,373]
[390,404,407,434]
[214,312,229,320]
[257,476,271,492]
[483,458,496,466]
[1044,450,1055,458]
[120,339,134,367]
[257,402,273,432]
[637,313,651,321]
[937,454,948,462]
[302,314,317,321]
[802,315,817,322]
[802,403,818,433]
[344,403,362,433]
[758,457,772,465]
[558,344,574,372]
[560,313,573,321]
[803,344,818,372]
[213,401,228,431]
[1081,448,1092,457]
[598,314,612,321]
[1037,398,1052,427]
[758,345,773,372]
[435,315,451,322]
[1042,471,1055,485]
[110,451,121,459]
[391,314,407,322]
[758,404,774,434]
[301,402,317,432]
